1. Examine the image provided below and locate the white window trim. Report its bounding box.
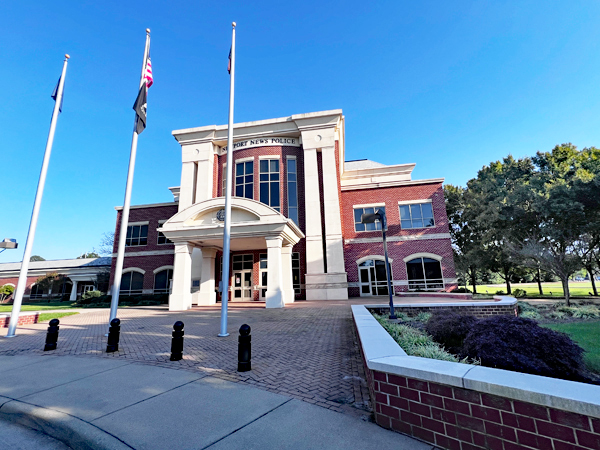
[356,255,394,265]
[153,265,174,274]
[286,155,297,160]
[235,156,254,164]
[122,267,146,275]
[353,203,385,209]
[403,253,442,263]
[398,199,432,205]
[398,201,435,229]
[259,155,281,160]
[128,221,149,226]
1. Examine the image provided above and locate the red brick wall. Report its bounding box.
[110,204,179,291]
[1,312,39,327]
[341,182,457,295]
[368,304,518,319]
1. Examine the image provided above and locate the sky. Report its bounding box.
[2,0,600,262]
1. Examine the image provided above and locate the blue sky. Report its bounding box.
[2,0,600,262]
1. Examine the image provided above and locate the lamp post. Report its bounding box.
[360,210,396,319]
[0,239,18,254]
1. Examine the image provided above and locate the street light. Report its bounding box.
[0,239,18,254]
[360,210,396,319]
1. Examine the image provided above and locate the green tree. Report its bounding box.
[77,251,100,259]
[0,285,15,302]
[30,255,45,262]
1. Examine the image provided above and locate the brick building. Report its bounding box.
[109,110,457,310]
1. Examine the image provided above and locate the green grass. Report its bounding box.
[542,321,600,373]
[478,281,598,297]
[0,302,77,313]
[38,312,79,322]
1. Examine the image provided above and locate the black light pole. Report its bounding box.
[361,209,396,319]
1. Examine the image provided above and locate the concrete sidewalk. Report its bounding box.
[0,355,433,450]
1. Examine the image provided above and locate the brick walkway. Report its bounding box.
[0,300,378,419]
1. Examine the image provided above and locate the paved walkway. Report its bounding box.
[0,355,433,449]
[0,300,393,418]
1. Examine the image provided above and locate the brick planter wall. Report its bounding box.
[353,305,600,450]
[369,304,517,319]
[1,312,39,328]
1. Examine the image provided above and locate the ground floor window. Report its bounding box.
[259,253,268,298]
[29,284,43,299]
[154,269,173,294]
[232,254,253,300]
[358,259,391,296]
[406,257,444,290]
[120,271,144,296]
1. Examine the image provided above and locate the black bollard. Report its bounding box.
[106,318,121,353]
[238,324,251,372]
[170,321,184,361]
[44,319,60,351]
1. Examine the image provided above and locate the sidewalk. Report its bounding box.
[0,355,433,450]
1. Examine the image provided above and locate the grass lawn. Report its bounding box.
[0,302,77,313]
[477,281,598,297]
[542,321,600,373]
[38,312,79,322]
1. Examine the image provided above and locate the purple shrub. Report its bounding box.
[425,312,478,356]
[462,315,590,382]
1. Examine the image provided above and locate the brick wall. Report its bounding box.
[1,312,39,327]
[110,204,179,291]
[369,370,600,450]
[368,304,518,319]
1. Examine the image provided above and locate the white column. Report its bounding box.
[265,237,285,308]
[303,148,324,274]
[169,243,193,311]
[197,248,217,306]
[178,162,196,212]
[193,144,215,203]
[190,247,202,305]
[281,245,295,304]
[321,145,346,273]
[69,280,78,301]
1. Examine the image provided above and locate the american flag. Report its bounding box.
[144,56,153,88]
[228,48,231,74]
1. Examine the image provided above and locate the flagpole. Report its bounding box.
[219,22,236,337]
[109,29,151,325]
[6,54,70,338]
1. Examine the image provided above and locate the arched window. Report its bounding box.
[120,271,144,296]
[29,284,43,299]
[406,257,444,290]
[154,269,173,294]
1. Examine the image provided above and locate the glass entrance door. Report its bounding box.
[232,254,253,301]
[358,259,390,296]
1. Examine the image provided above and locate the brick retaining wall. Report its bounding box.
[1,312,39,328]
[353,304,600,450]
[369,304,517,319]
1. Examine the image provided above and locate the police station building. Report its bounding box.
[108,110,457,310]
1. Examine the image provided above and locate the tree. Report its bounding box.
[30,255,45,262]
[77,251,100,259]
[99,232,115,256]
[0,285,14,303]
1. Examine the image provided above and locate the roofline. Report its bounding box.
[341,178,445,191]
[115,202,178,211]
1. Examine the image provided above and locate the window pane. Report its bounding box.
[425,217,435,227]
[126,226,133,238]
[399,205,410,219]
[366,222,376,231]
[236,185,243,197]
[288,173,296,181]
[245,161,253,173]
[121,272,132,291]
[421,203,433,218]
[155,271,168,290]
[354,209,363,224]
[410,204,422,220]
[245,175,253,183]
[401,219,412,229]
[260,183,269,204]
[289,207,298,224]
[270,159,279,172]
[260,160,268,173]
[260,174,268,181]
[355,223,365,231]
[245,184,253,199]
[424,260,443,279]
[236,163,244,176]
[412,219,423,228]
[288,183,297,207]
[287,159,296,172]
[365,207,374,215]
[131,272,144,290]
[407,259,425,280]
[270,182,280,207]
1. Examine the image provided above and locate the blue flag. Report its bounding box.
[51,77,63,113]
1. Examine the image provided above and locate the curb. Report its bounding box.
[0,398,133,450]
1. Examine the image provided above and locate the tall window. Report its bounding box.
[126,225,148,246]
[260,159,280,212]
[120,271,144,295]
[399,203,434,229]
[406,257,443,290]
[157,221,170,245]
[235,161,254,199]
[29,284,43,299]
[354,207,385,232]
[292,252,301,294]
[287,158,298,224]
[154,269,173,294]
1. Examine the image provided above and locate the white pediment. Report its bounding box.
[185,206,260,226]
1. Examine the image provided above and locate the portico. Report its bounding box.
[159,197,304,311]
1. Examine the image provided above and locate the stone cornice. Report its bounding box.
[341,178,445,191]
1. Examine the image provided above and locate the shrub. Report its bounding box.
[571,306,600,319]
[453,287,472,293]
[520,310,542,320]
[462,315,590,382]
[415,312,432,323]
[425,312,478,356]
[513,288,527,298]
[373,314,460,363]
[82,290,103,301]
[495,290,505,295]
[517,301,539,315]
[549,311,567,320]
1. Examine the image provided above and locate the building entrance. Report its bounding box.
[232,254,253,301]
[358,259,390,296]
